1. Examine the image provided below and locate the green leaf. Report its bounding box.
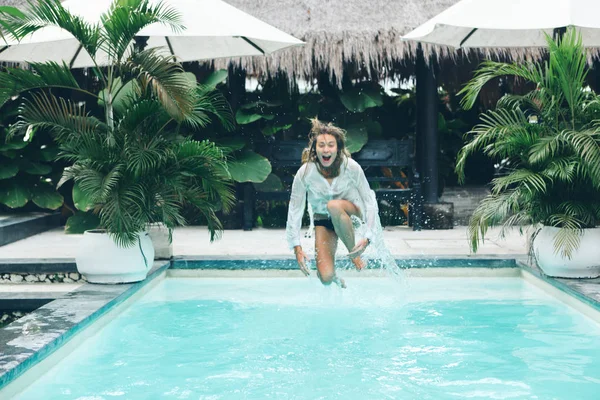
[215,137,246,154]
[65,211,100,234]
[345,124,370,153]
[21,161,52,175]
[228,150,272,183]
[202,69,228,88]
[0,164,18,179]
[298,94,321,118]
[253,173,284,192]
[0,5,26,19]
[261,124,292,136]
[31,185,64,210]
[72,182,95,212]
[0,140,28,151]
[2,150,16,159]
[339,85,384,113]
[235,109,263,125]
[39,146,60,162]
[0,181,29,208]
[437,113,447,133]
[182,72,197,85]
[240,100,282,109]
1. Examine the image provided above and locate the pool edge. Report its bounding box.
[1,256,600,397]
[0,261,170,395]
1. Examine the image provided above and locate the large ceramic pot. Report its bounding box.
[76,229,155,284]
[147,223,173,260]
[533,226,600,278]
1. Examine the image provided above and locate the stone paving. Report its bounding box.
[0,225,528,260]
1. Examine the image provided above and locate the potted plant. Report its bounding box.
[0,0,235,282]
[455,28,600,278]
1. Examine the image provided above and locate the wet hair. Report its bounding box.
[301,118,350,178]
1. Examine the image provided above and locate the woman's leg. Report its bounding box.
[327,199,361,251]
[327,199,367,269]
[314,225,345,287]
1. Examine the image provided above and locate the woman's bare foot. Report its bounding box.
[334,277,347,288]
[348,238,370,260]
[351,256,366,270]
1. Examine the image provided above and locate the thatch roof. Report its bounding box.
[0,0,26,5]
[218,0,462,84]
[0,0,564,86]
[1,0,463,82]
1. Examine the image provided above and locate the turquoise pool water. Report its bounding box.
[11,277,600,399]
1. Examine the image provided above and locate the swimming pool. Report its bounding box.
[5,275,600,399]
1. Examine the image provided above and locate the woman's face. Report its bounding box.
[315,134,338,168]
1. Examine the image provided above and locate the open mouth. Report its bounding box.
[322,155,332,163]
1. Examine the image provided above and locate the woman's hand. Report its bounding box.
[294,246,310,276]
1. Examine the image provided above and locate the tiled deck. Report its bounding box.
[0,225,528,260]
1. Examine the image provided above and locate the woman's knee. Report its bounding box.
[318,270,335,285]
[327,200,345,217]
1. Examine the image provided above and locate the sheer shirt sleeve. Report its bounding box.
[353,161,378,241]
[286,164,308,250]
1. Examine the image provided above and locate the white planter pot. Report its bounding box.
[147,223,173,260]
[76,230,155,284]
[533,226,600,278]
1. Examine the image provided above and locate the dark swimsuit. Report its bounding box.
[314,218,335,231]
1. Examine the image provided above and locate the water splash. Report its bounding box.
[303,214,409,291]
[352,216,408,282]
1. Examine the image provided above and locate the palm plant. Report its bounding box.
[456,28,600,258]
[0,0,235,246]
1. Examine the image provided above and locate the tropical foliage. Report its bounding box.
[219,76,407,186]
[0,0,235,246]
[456,28,600,258]
[0,103,65,211]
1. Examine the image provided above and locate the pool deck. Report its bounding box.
[0,225,528,260]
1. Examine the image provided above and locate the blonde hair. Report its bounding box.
[301,118,350,178]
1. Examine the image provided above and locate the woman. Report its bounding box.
[286,119,379,288]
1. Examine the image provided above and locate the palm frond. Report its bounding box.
[13,92,107,153]
[459,61,541,110]
[183,85,235,131]
[125,133,170,178]
[455,108,529,182]
[467,189,527,252]
[0,62,93,108]
[6,0,100,62]
[528,135,567,166]
[559,129,600,186]
[99,181,150,247]
[540,155,578,182]
[546,29,588,127]
[116,98,166,132]
[126,48,195,121]
[546,214,584,259]
[491,169,548,196]
[100,0,183,62]
[0,6,26,42]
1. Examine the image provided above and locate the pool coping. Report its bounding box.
[172,255,522,269]
[0,261,170,391]
[0,256,599,394]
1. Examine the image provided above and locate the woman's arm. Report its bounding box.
[286,164,308,250]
